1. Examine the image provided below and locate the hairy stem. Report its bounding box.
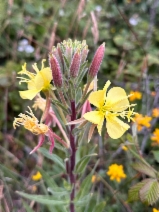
[69,101,76,212]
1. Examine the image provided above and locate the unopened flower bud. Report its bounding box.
[49,55,63,88]
[52,44,64,72]
[70,51,81,78]
[87,43,105,81]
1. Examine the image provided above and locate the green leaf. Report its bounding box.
[75,67,88,89]
[128,180,148,202]
[39,148,65,170]
[47,187,69,197]
[139,179,159,205]
[76,174,92,200]
[152,151,159,163]
[0,164,21,181]
[37,168,58,189]
[132,162,156,178]
[75,194,93,206]
[92,201,106,212]
[75,153,97,174]
[23,202,35,212]
[63,179,72,191]
[16,192,69,205]
[52,99,69,114]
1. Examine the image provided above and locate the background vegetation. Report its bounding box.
[0,0,159,211]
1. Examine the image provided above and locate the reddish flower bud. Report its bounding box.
[70,51,81,78]
[87,43,105,81]
[52,45,64,72]
[49,55,63,88]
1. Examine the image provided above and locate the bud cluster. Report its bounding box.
[49,39,105,90]
[49,39,89,88]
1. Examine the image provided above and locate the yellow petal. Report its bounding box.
[106,87,129,112]
[83,111,103,125]
[97,117,104,136]
[106,115,130,139]
[34,68,52,90]
[103,80,111,92]
[27,80,36,90]
[88,90,105,108]
[19,89,40,100]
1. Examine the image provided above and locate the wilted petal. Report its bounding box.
[106,115,130,139]
[106,87,129,112]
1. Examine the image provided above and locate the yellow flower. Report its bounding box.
[91,175,100,183]
[18,59,53,100]
[153,208,159,212]
[122,145,128,151]
[13,106,49,135]
[129,91,142,102]
[151,129,159,145]
[107,164,126,182]
[32,171,42,181]
[83,81,136,139]
[134,114,152,131]
[152,108,159,118]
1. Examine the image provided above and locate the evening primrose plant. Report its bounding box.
[14,39,141,212]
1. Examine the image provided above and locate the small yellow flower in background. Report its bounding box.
[151,129,159,145]
[32,171,42,181]
[151,91,156,97]
[129,91,142,102]
[134,113,152,131]
[91,175,100,183]
[13,106,49,135]
[153,208,159,212]
[152,108,159,118]
[107,164,126,182]
[122,145,128,151]
[18,59,53,100]
[83,80,136,139]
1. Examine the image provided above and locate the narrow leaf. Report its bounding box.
[16,192,69,205]
[52,100,68,113]
[92,201,106,212]
[152,151,159,163]
[76,153,97,174]
[39,148,65,170]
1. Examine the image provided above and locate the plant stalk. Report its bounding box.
[69,100,76,212]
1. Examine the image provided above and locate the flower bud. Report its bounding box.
[70,51,81,78]
[87,43,105,81]
[52,44,64,72]
[49,54,63,88]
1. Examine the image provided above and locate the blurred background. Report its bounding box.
[0,0,159,211]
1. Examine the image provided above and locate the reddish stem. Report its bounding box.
[69,100,76,212]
